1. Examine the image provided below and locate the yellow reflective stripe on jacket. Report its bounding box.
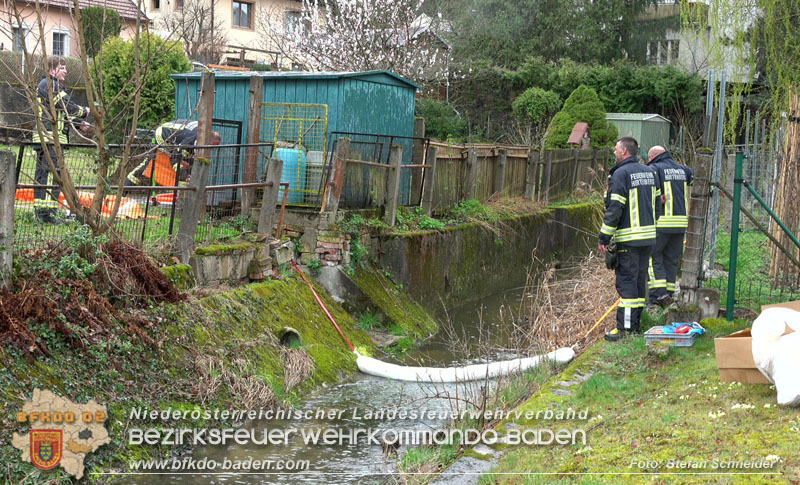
[665,183,674,216]
[600,223,616,236]
[657,215,689,228]
[629,188,639,228]
[610,193,626,204]
[614,226,656,242]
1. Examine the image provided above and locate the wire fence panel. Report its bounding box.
[260,103,328,206]
[12,140,274,253]
[696,144,800,310]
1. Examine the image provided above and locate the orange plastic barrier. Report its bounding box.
[53,190,149,219]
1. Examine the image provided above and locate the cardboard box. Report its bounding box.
[715,328,770,383]
[715,301,798,384]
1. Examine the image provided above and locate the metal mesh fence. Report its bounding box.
[12,139,274,253]
[696,140,800,310]
[260,103,328,206]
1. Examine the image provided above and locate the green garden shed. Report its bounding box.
[172,70,420,205]
[606,113,671,159]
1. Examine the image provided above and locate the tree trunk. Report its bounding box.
[769,89,800,285]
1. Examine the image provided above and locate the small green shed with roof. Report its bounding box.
[172,70,420,204]
[606,113,671,158]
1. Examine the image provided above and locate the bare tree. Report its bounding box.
[158,0,227,65]
[258,0,449,86]
[1,0,193,235]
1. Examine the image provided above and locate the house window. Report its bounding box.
[233,1,252,29]
[12,26,27,52]
[151,0,160,10]
[52,31,69,57]
[647,39,680,66]
[176,0,183,9]
[284,10,308,34]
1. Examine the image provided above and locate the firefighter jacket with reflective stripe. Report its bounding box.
[648,152,693,234]
[128,120,198,185]
[599,157,659,247]
[154,120,199,152]
[32,76,87,144]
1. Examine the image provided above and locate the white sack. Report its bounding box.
[355,347,575,383]
[751,307,800,406]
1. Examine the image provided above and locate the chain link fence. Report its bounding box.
[11,137,274,253]
[693,135,800,311]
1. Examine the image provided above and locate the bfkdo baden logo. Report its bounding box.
[31,429,63,470]
[13,389,111,479]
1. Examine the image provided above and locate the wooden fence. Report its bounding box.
[428,141,611,212]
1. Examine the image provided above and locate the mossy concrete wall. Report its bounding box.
[375,203,601,311]
[162,276,377,396]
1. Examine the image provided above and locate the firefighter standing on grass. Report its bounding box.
[32,56,90,223]
[646,145,693,306]
[598,137,660,341]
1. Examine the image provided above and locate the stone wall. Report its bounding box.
[373,203,601,311]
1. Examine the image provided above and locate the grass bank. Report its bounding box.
[482,318,798,483]
[1,273,376,482]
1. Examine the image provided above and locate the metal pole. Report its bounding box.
[703,70,715,148]
[708,69,727,270]
[726,151,743,321]
[752,111,760,198]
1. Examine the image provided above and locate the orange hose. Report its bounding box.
[291,261,355,352]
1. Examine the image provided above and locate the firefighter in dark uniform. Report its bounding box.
[32,56,90,223]
[126,120,221,186]
[646,146,693,306]
[599,137,660,341]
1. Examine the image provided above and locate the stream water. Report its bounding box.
[123,281,543,484]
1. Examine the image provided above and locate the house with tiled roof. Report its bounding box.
[144,0,298,67]
[1,0,148,57]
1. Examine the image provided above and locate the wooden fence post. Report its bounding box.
[410,118,425,206]
[422,146,437,215]
[524,150,537,200]
[384,145,403,226]
[327,137,350,223]
[0,150,14,289]
[543,150,553,202]
[463,147,478,201]
[679,150,713,306]
[176,71,214,262]
[257,158,283,235]
[494,148,507,197]
[242,75,263,214]
[570,148,580,190]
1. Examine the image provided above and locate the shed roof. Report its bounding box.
[172,69,421,90]
[567,122,590,145]
[606,113,671,123]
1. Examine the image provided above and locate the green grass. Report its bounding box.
[481,318,798,484]
[706,230,800,310]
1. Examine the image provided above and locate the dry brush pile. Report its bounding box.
[519,252,618,353]
[0,236,183,358]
